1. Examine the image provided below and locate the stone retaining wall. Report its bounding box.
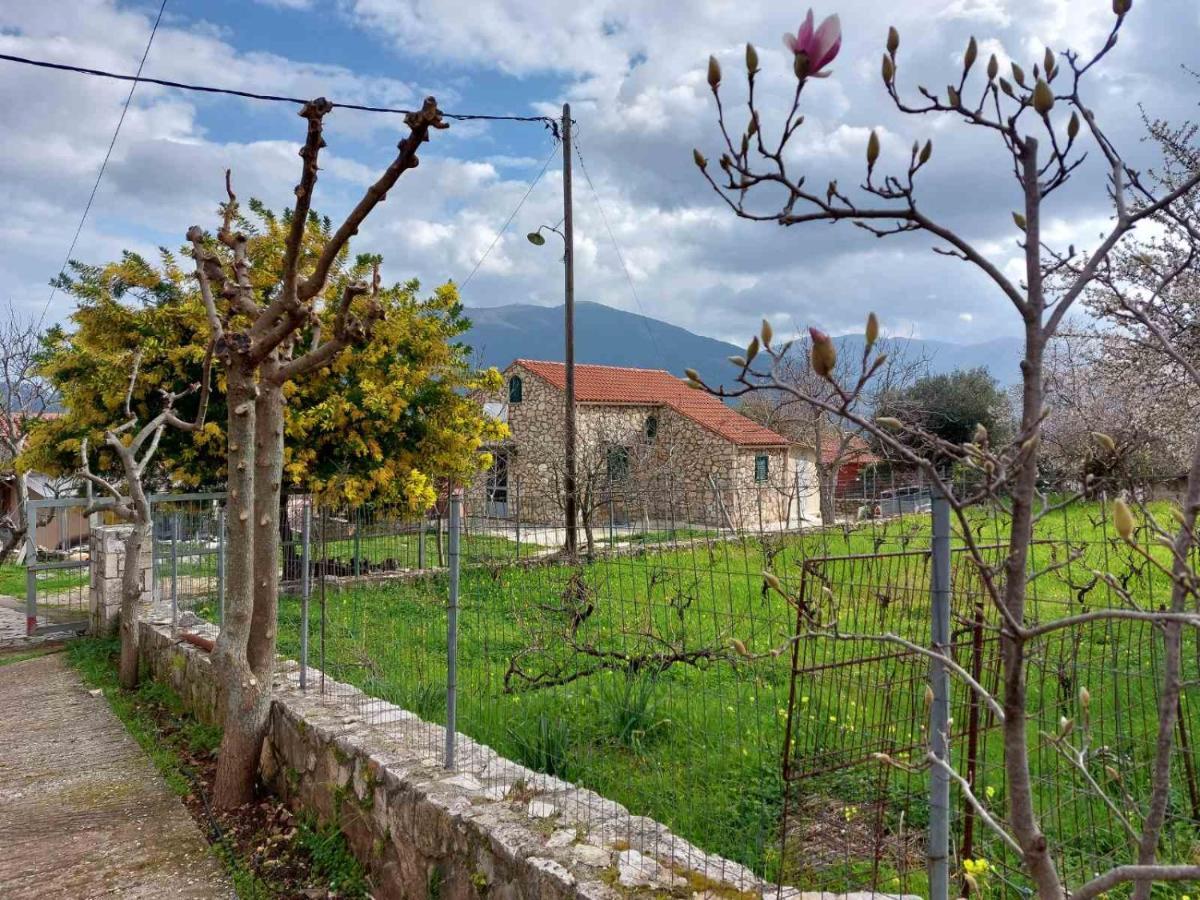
[137,616,913,900]
[136,617,768,898]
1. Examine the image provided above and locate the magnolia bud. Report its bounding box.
[748,112,759,136]
[973,423,989,445]
[728,355,747,368]
[1113,498,1135,540]
[809,327,837,379]
[881,53,895,84]
[867,130,881,169]
[987,54,999,81]
[999,77,1015,97]
[876,417,904,430]
[947,85,960,107]
[1043,47,1056,77]
[963,873,979,896]
[1105,764,1122,782]
[693,148,708,169]
[684,367,701,383]
[1113,0,1131,15]
[707,55,722,89]
[1059,716,1074,737]
[919,139,932,165]
[964,36,978,72]
[745,43,759,74]
[1091,431,1116,453]
[1032,79,1054,115]
[865,312,879,348]
[731,638,751,658]
[746,335,760,363]
[1080,686,1091,710]
[1011,62,1026,86]
[1012,211,1027,231]
[762,571,783,593]
[761,318,773,347]
[1067,111,1080,141]
[887,26,899,56]
[924,684,935,708]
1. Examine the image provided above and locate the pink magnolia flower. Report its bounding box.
[784,10,842,78]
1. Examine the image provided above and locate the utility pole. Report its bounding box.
[562,102,578,558]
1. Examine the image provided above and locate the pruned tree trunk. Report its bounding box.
[817,463,837,525]
[118,517,149,689]
[0,470,30,565]
[211,363,263,808]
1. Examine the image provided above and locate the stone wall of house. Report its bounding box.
[494,364,821,531]
[89,524,153,636]
[137,615,877,900]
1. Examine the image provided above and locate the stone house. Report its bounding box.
[480,359,821,531]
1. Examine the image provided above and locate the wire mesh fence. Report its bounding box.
[147,471,1200,897]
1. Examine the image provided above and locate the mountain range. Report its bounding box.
[462,301,1024,387]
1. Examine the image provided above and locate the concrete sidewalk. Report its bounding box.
[0,652,232,899]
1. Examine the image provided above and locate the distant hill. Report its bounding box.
[461,301,1024,388]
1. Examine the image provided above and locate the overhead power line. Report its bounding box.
[460,142,561,290]
[572,136,665,363]
[0,51,559,127]
[35,0,169,329]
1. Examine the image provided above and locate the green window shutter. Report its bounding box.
[508,376,523,403]
[754,454,769,483]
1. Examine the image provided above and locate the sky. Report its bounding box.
[2,0,1198,346]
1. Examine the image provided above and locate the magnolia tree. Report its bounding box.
[79,348,211,689]
[691,5,1200,898]
[189,96,447,808]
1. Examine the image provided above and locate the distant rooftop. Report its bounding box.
[511,359,794,448]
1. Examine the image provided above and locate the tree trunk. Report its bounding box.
[248,375,285,677]
[1000,138,1064,900]
[212,362,262,809]
[0,470,30,565]
[818,463,837,525]
[118,518,150,690]
[1131,429,1200,900]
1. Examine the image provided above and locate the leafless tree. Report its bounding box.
[693,7,1200,897]
[0,308,56,564]
[79,347,212,689]
[739,333,928,523]
[189,96,447,808]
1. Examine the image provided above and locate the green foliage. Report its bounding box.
[295,815,370,898]
[23,201,506,511]
[595,671,670,750]
[512,713,576,781]
[875,366,1012,455]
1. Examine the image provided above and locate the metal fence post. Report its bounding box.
[216,507,225,625]
[300,498,312,691]
[928,482,952,900]
[445,491,462,770]
[170,512,180,634]
[24,508,37,636]
[418,518,426,569]
[514,476,521,560]
[353,507,362,577]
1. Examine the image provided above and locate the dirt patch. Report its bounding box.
[779,792,923,882]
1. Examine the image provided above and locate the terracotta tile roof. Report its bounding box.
[512,359,793,448]
[820,433,879,465]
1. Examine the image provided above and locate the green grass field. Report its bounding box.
[235,501,1199,895]
[0,562,88,599]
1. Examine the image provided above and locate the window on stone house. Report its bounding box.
[508,375,523,403]
[607,445,631,483]
[754,454,769,483]
[644,414,658,442]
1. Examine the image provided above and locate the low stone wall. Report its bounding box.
[137,617,768,898]
[138,616,913,900]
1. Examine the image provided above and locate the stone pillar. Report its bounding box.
[89,524,152,636]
